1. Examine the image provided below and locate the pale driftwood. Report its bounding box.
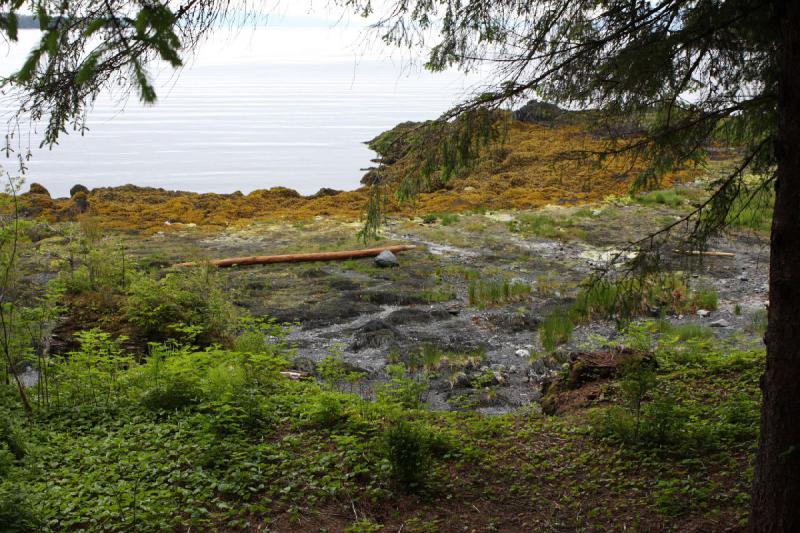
[280,371,306,380]
[173,244,417,268]
[673,249,736,258]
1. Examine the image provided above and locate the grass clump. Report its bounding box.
[633,189,689,208]
[468,278,531,308]
[539,309,575,353]
[666,323,715,341]
[419,286,456,304]
[573,273,719,321]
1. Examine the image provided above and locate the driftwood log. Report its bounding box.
[673,249,736,258]
[173,244,417,268]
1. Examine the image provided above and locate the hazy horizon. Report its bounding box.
[0,15,489,198]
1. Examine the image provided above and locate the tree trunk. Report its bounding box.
[750,1,800,530]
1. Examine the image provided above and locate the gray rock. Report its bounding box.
[515,348,531,358]
[697,309,711,317]
[710,319,730,328]
[374,250,399,268]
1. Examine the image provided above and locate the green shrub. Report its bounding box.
[378,364,428,409]
[383,420,432,492]
[140,377,199,412]
[308,392,350,428]
[125,269,237,345]
[539,309,574,353]
[0,485,39,532]
[618,360,658,441]
[0,418,26,460]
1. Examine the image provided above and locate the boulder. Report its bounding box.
[309,187,342,199]
[710,318,730,328]
[374,250,399,268]
[349,319,403,351]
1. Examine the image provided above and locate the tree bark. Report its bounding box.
[750,1,800,530]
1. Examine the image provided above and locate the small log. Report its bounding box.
[673,249,736,258]
[280,371,306,380]
[173,244,417,268]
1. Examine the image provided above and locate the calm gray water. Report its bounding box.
[1,29,484,198]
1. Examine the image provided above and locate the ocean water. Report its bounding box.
[0,28,486,198]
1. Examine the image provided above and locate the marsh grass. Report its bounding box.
[539,309,575,353]
[467,278,532,308]
[573,273,719,321]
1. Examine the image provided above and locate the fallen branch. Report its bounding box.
[173,244,417,268]
[672,249,736,258]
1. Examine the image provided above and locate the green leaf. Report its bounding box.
[4,12,19,40]
[84,18,108,37]
[76,52,101,86]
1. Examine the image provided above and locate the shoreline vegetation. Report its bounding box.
[15,107,719,233]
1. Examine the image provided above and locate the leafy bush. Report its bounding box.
[125,269,237,345]
[0,485,39,532]
[140,377,199,412]
[378,364,428,409]
[308,392,350,428]
[382,420,432,492]
[0,417,26,460]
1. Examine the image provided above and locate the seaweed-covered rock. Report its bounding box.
[309,188,342,199]
[28,183,51,197]
[71,191,90,214]
[70,184,90,197]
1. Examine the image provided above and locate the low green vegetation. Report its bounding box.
[539,309,575,353]
[573,272,718,320]
[507,212,586,240]
[467,278,532,308]
[726,186,774,232]
[421,212,459,226]
[633,188,693,208]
